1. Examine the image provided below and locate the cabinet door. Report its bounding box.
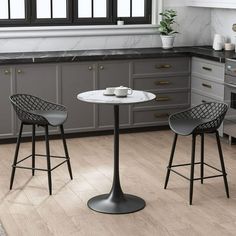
[15,64,58,134]
[61,63,96,132]
[98,61,130,128]
[0,67,14,138]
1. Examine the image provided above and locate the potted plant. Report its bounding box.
[158,9,178,49]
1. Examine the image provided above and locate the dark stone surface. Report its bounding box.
[0,46,235,65]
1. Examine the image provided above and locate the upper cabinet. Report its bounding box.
[186,0,236,9]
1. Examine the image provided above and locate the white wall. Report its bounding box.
[211,8,236,44]
[0,1,212,53]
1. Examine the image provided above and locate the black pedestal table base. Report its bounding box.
[88,194,145,214]
[87,105,146,214]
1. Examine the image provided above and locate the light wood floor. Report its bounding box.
[1,130,236,235]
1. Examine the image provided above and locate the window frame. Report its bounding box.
[0,0,31,27]
[30,0,72,26]
[0,0,152,27]
[113,0,152,25]
[73,0,114,26]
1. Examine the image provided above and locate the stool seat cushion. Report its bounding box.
[169,118,211,136]
[31,110,67,126]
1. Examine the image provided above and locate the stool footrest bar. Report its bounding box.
[168,167,227,182]
[16,154,32,165]
[171,162,201,168]
[13,159,69,172]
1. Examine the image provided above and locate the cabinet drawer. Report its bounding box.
[133,57,190,75]
[133,76,190,91]
[191,76,224,99]
[133,108,184,125]
[134,92,190,108]
[191,92,217,107]
[192,57,224,82]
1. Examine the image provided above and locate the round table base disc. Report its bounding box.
[87,194,146,214]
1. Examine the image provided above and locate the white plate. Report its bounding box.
[103,92,115,96]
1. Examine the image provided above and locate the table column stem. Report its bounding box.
[109,105,124,201]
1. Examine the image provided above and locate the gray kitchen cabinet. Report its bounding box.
[61,62,96,132]
[0,56,192,139]
[15,64,58,134]
[15,64,58,100]
[97,61,130,129]
[0,66,14,138]
[191,57,224,136]
[132,57,191,127]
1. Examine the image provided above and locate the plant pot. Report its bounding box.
[160,35,175,49]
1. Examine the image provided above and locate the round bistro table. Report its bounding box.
[77,90,156,214]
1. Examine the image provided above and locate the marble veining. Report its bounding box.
[211,8,236,44]
[77,90,156,105]
[0,2,212,53]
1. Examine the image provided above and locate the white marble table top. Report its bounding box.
[77,90,156,105]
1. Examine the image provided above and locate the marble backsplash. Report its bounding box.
[211,9,236,44]
[0,5,211,53]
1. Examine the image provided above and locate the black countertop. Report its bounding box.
[0,46,235,65]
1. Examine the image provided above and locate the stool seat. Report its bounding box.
[30,110,67,126]
[169,118,211,136]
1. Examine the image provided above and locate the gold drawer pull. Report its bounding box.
[156,96,170,102]
[202,66,212,71]
[202,83,212,89]
[154,113,169,118]
[155,81,170,85]
[4,69,10,75]
[17,69,23,74]
[88,66,93,70]
[155,64,171,69]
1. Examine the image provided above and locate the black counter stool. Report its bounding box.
[9,94,73,195]
[164,102,229,205]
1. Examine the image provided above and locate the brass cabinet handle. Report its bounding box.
[202,66,212,71]
[4,69,10,75]
[155,64,171,69]
[17,69,23,74]
[155,81,170,85]
[154,113,169,118]
[202,83,212,89]
[100,65,104,70]
[156,96,170,102]
[88,66,93,70]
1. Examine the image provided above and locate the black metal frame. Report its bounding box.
[164,131,229,205]
[10,122,73,195]
[0,0,152,27]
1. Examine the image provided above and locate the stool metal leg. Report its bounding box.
[164,133,178,189]
[190,134,196,205]
[32,124,36,176]
[215,131,230,198]
[10,122,24,190]
[60,125,73,180]
[45,125,52,195]
[200,134,204,184]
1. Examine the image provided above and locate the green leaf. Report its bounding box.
[157,9,178,35]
